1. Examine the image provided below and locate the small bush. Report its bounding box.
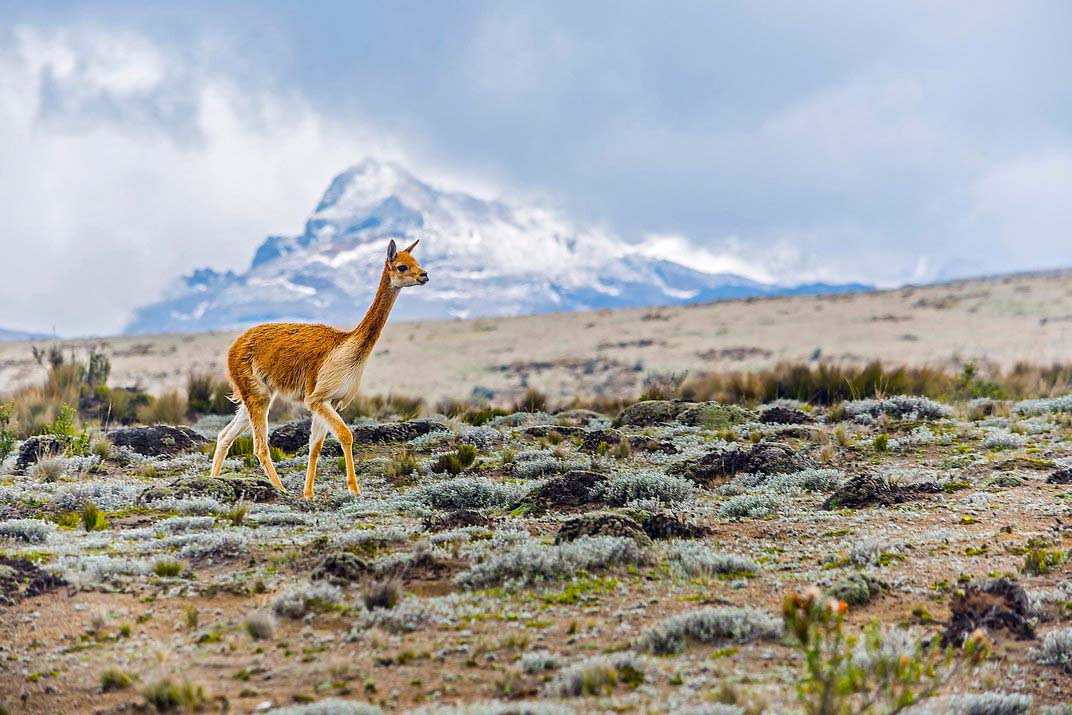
[638,606,782,655]
[152,560,184,578]
[1033,628,1072,672]
[592,471,697,506]
[186,373,233,416]
[1022,547,1067,576]
[873,434,889,452]
[363,579,402,610]
[520,650,560,674]
[719,493,779,518]
[407,476,527,510]
[272,581,344,618]
[545,653,646,697]
[81,503,108,531]
[0,518,55,543]
[0,402,15,462]
[100,667,135,692]
[463,406,509,426]
[432,444,478,475]
[456,535,650,589]
[265,698,381,714]
[669,542,758,577]
[385,449,419,483]
[244,610,277,640]
[141,678,206,712]
[949,692,1032,715]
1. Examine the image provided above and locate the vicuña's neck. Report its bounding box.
[350,267,399,355]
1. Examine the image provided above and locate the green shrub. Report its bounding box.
[385,449,419,483]
[186,373,233,416]
[432,444,478,475]
[1022,547,1068,576]
[46,403,90,455]
[153,561,183,578]
[81,503,108,532]
[141,678,206,712]
[0,402,15,461]
[100,667,135,692]
[873,434,889,452]
[463,406,509,426]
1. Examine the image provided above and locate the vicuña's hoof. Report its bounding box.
[303,490,314,500]
[348,485,361,497]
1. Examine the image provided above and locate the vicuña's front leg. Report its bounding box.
[304,415,329,500]
[310,401,360,496]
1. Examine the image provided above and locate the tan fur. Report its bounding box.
[210,240,428,499]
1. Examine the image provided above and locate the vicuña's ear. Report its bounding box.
[403,239,419,253]
[387,240,397,262]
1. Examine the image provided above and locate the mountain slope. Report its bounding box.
[126,159,869,334]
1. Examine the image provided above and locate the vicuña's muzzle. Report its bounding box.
[417,272,429,285]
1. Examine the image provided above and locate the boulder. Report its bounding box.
[759,406,812,425]
[109,425,208,457]
[268,418,312,453]
[673,443,817,486]
[312,552,370,585]
[139,474,279,504]
[941,578,1034,647]
[14,435,65,473]
[1047,467,1072,484]
[628,510,711,540]
[579,428,677,455]
[269,417,450,456]
[676,402,755,430]
[520,424,585,439]
[423,510,493,532]
[612,400,689,427]
[555,512,653,548]
[821,475,941,510]
[513,470,607,513]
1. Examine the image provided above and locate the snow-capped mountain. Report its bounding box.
[126,159,870,334]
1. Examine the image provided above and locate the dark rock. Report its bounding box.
[676,402,755,429]
[513,470,607,513]
[520,424,585,439]
[555,512,653,548]
[139,474,279,504]
[821,475,942,510]
[630,510,711,540]
[14,435,65,473]
[0,555,66,606]
[941,578,1034,647]
[579,428,677,455]
[352,418,449,444]
[423,510,493,532]
[312,552,369,585]
[109,425,208,457]
[827,573,887,605]
[612,400,689,427]
[268,418,312,453]
[673,443,817,486]
[1047,468,1072,484]
[759,407,812,425]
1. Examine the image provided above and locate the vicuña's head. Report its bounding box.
[385,239,429,288]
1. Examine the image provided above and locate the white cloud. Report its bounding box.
[0,26,401,335]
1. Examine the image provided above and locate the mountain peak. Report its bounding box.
[125,161,871,334]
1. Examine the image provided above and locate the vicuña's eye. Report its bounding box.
[397,265,408,272]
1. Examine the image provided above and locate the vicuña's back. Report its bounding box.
[210,239,428,499]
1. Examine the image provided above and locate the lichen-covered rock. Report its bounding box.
[422,509,493,532]
[827,573,887,605]
[627,510,712,540]
[352,418,449,444]
[677,402,755,429]
[821,475,941,510]
[520,424,585,439]
[555,512,653,548]
[14,435,65,473]
[672,443,817,486]
[759,406,812,425]
[555,408,606,425]
[1047,467,1072,484]
[579,428,678,455]
[941,578,1034,647]
[513,470,607,513]
[0,555,66,606]
[139,474,279,504]
[312,552,369,585]
[612,400,689,427]
[109,425,208,457]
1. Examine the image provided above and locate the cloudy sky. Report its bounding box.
[1,1,1070,335]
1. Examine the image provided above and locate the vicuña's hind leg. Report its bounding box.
[248,401,285,491]
[303,415,328,500]
[211,404,250,476]
[310,401,359,496]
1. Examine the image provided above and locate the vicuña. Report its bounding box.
[210,239,429,499]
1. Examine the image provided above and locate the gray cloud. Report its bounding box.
[0,2,1070,333]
